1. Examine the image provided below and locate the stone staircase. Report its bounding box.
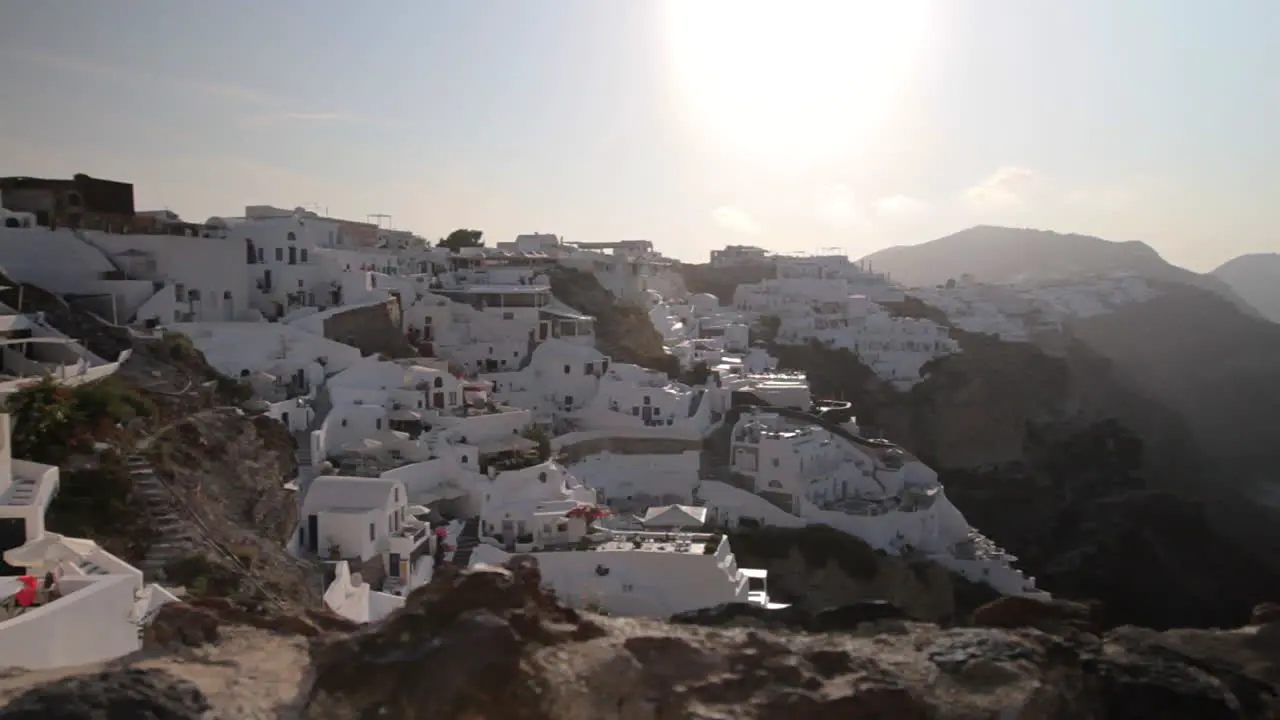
[127,454,194,582]
[452,517,480,567]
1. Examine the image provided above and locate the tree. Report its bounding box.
[437,229,485,252]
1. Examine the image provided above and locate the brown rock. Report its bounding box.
[10,556,1280,719]
[143,603,221,649]
[971,595,1099,633]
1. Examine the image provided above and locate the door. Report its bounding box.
[307,515,319,554]
[263,270,273,292]
[288,246,297,265]
[642,406,653,424]
[501,520,516,551]
[538,322,549,340]
[388,552,401,578]
[433,392,445,409]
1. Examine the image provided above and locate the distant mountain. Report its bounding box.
[860,226,1250,311]
[1212,253,1280,322]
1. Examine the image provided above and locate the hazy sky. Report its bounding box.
[1,0,1277,270]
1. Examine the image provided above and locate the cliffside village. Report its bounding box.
[0,174,1162,670]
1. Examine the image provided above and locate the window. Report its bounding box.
[643,396,651,405]
[433,377,443,388]
[394,487,399,503]
[369,523,376,541]
[622,583,634,593]
[257,248,265,262]
[772,458,780,467]
[223,290,232,300]
[297,279,304,288]
[563,364,571,374]
[287,231,296,243]
[502,312,514,320]
[275,247,284,261]
[375,419,383,430]
[448,392,457,405]
[174,283,185,301]
[301,249,309,262]
[584,362,594,375]
[341,419,348,427]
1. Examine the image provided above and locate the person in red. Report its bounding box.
[14,575,39,607]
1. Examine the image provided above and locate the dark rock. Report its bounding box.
[672,599,908,632]
[1250,602,1280,625]
[972,595,1100,633]
[0,668,210,719]
[144,602,221,648]
[8,555,1280,719]
[810,600,908,630]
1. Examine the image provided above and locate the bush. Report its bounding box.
[4,376,152,464]
[520,425,552,462]
[44,454,137,538]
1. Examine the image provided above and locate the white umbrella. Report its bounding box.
[389,408,422,422]
[3,533,98,571]
[407,505,431,517]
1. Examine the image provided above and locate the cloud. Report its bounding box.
[963,166,1035,207]
[873,194,925,215]
[711,205,762,234]
[816,184,859,229]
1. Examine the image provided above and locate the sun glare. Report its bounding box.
[663,0,930,165]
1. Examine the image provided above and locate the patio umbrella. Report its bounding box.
[3,533,98,573]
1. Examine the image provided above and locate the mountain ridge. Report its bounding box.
[1212,252,1280,322]
[859,225,1255,315]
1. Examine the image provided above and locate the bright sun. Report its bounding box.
[663,0,930,165]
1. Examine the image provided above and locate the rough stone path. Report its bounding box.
[128,454,195,582]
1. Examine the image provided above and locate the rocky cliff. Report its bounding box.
[148,410,321,608]
[3,559,1278,719]
[726,524,998,623]
[320,297,416,359]
[763,328,1280,630]
[549,267,679,376]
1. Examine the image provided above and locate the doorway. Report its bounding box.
[307,515,319,554]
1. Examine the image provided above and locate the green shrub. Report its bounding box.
[4,376,155,463]
[44,454,136,538]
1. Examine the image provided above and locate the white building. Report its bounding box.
[710,245,770,268]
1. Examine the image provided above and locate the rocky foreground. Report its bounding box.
[1,559,1278,719]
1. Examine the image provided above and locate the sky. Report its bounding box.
[1,0,1277,271]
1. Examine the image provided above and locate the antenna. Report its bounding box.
[367,213,392,229]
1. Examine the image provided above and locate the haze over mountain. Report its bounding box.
[1212,253,1280,323]
[855,225,1280,558]
[859,226,1249,311]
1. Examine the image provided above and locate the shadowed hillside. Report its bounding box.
[1213,252,1280,322]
